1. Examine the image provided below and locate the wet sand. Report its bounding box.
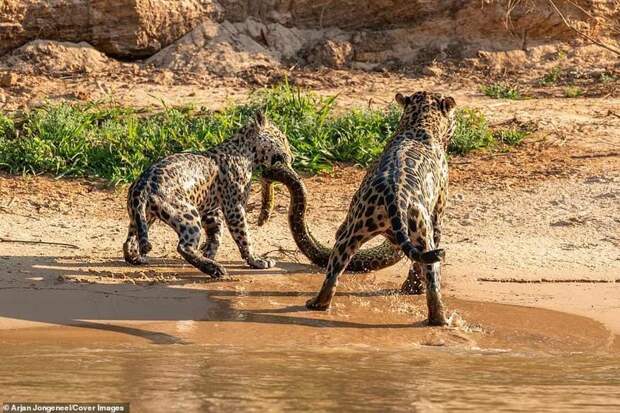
[0,260,617,354]
[1,157,618,351]
[1,267,619,411]
[1,85,619,410]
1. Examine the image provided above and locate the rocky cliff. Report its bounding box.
[0,1,617,75]
[0,0,218,57]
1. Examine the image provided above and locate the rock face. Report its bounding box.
[147,0,618,75]
[91,0,220,57]
[0,0,617,74]
[0,0,218,57]
[0,40,115,75]
[147,19,282,75]
[299,39,354,68]
[217,0,614,37]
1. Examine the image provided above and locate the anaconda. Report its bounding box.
[257,178,275,226]
[262,167,404,272]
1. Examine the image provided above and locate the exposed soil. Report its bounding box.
[1,0,619,110]
[0,76,618,352]
[1,4,620,410]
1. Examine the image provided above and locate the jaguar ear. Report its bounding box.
[254,110,266,127]
[441,96,456,114]
[270,153,285,166]
[395,93,408,107]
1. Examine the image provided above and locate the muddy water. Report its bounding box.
[1,269,619,411]
[1,343,619,412]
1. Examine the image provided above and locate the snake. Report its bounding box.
[260,167,404,272]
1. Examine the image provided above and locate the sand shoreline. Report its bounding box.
[0,277,617,354]
[1,85,618,354]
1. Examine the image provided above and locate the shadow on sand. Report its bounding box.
[0,255,421,344]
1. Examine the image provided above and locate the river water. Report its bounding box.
[1,343,618,412]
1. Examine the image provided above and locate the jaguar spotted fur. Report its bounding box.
[123,112,293,277]
[269,91,457,326]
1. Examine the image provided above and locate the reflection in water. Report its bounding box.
[1,344,619,411]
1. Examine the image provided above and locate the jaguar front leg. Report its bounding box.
[306,221,372,310]
[223,203,275,269]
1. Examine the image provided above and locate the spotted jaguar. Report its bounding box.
[305,91,456,326]
[123,112,293,277]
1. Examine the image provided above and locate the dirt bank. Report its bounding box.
[1,0,618,82]
[0,0,217,57]
[1,1,619,115]
[0,80,618,352]
[0,161,618,352]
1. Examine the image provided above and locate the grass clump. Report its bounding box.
[0,113,13,139]
[563,86,583,98]
[539,66,563,85]
[252,84,401,170]
[450,109,530,154]
[494,128,528,146]
[0,83,525,184]
[481,83,522,100]
[0,104,235,184]
[449,108,494,155]
[599,72,616,83]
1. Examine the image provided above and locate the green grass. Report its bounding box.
[563,86,583,98]
[450,108,529,154]
[539,66,563,86]
[494,128,528,146]
[599,72,616,83]
[481,83,522,100]
[449,108,494,155]
[0,83,526,185]
[0,114,13,138]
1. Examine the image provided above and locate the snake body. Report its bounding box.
[257,178,275,226]
[262,167,404,272]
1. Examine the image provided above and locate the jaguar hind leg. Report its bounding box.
[123,216,155,265]
[423,261,448,326]
[123,223,145,265]
[159,203,227,277]
[200,211,224,260]
[305,239,359,311]
[306,227,375,310]
[176,224,227,278]
[409,209,448,326]
[177,241,227,277]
